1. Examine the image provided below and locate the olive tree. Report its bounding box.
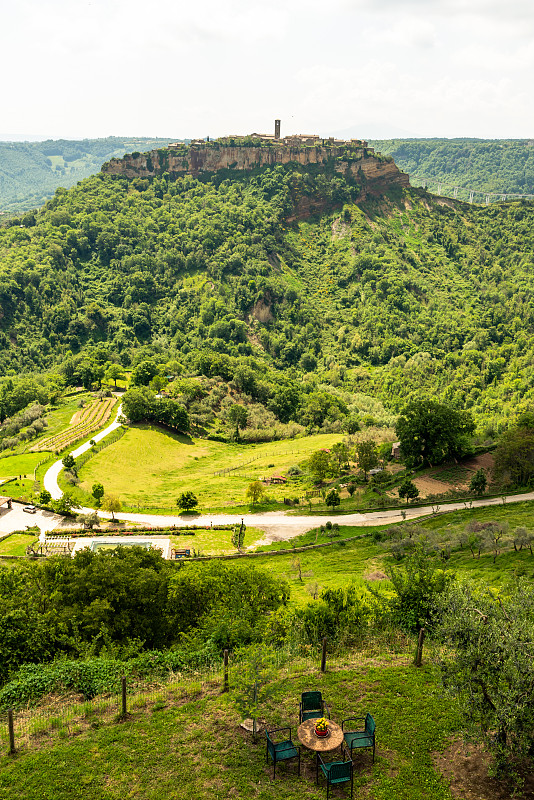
[435,579,534,778]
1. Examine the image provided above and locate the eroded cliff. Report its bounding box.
[101,141,410,199]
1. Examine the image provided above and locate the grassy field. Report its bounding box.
[0,652,464,800]
[0,453,44,480]
[0,533,37,556]
[76,426,344,512]
[247,502,534,603]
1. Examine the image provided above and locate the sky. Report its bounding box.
[1,0,533,141]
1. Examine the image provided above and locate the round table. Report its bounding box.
[297,718,344,754]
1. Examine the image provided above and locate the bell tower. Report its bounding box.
[274,119,281,140]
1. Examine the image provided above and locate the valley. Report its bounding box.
[0,135,533,798]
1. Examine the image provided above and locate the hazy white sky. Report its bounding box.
[1,0,533,140]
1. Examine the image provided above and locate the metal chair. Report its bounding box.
[317,747,353,799]
[265,726,301,779]
[299,691,331,723]
[342,713,376,762]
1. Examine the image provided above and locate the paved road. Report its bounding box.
[44,406,123,501]
[41,412,534,543]
[91,492,534,544]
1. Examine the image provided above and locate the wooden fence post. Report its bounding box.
[321,638,327,673]
[223,649,229,692]
[121,676,127,716]
[7,710,15,755]
[414,628,425,667]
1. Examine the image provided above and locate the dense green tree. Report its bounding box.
[91,482,105,506]
[101,494,121,520]
[398,479,420,503]
[62,453,76,472]
[493,423,534,487]
[469,468,487,496]
[246,481,264,506]
[105,363,125,388]
[382,545,453,631]
[396,400,475,468]
[308,450,331,483]
[227,404,248,439]
[131,360,159,387]
[355,439,378,480]
[436,579,534,776]
[325,488,341,510]
[177,491,198,512]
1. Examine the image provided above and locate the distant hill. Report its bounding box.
[370,139,534,202]
[1,150,534,431]
[0,137,177,212]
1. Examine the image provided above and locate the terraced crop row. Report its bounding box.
[32,398,116,453]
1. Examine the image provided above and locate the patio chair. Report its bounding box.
[317,747,353,799]
[265,726,301,779]
[342,713,376,762]
[299,691,331,723]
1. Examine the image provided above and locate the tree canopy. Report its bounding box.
[396,399,475,467]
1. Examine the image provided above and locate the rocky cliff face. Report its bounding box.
[101,142,409,197]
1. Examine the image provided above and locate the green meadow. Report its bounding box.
[0,654,461,800]
[76,425,343,512]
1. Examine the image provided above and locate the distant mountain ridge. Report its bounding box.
[370,138,534,202]
[0,137,177,213]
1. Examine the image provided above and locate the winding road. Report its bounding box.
[42,411,534,544]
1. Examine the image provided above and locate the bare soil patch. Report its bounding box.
[412,476,451,497]
[365,570,388,581]
[433,739,534,800]
[463,453,495,474]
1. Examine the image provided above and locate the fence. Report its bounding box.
[74,426,126,471]
[213,448,306,477]
[0,631,423,756]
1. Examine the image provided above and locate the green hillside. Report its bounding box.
[0,137,176,213]
[370,138,534,202]
[1,158,533,435]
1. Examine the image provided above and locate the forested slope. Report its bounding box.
[371,138,534,201]
[0,137,175,213]
[1,160,533,433]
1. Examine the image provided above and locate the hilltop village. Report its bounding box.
[102,119,410,195]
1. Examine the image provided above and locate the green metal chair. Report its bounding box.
[317,747,353,799]
[265,726,301,779]
[299,691,331,723]
[342,713,376,762]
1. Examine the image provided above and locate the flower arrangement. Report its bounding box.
[314,717,329,735]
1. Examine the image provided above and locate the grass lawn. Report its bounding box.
[0,453,46,480]
[166,526,264,555]
[0,533,37,556]
[0,653,462,800]
[76,426,343,512]
[247,502,534,602]
[252,534,389,604]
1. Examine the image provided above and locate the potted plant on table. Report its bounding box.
[314,717,329,737]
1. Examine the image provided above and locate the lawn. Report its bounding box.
[76,426,344,512]
[0,652,463,800]
[247,502,534,602]
[0,533,37,557]
[165,526,264,555]
[0,453,46,480]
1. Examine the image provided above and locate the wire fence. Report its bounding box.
[0,630,420,756]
